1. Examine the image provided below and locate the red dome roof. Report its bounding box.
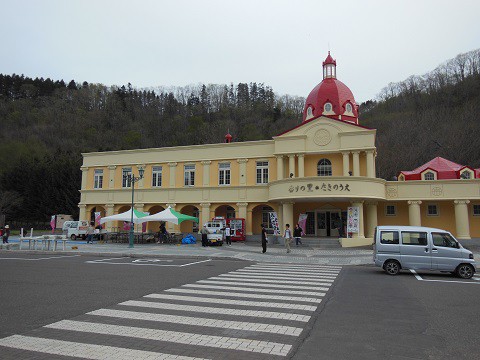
[303,53,358,124]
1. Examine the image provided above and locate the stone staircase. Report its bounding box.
[245,235,342,249]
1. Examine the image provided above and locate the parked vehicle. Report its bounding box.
[205,219,226,246]
[62,221,76,232]
[374,225,476,279]
[67,221,89,240]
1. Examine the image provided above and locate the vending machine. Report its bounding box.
[227,218,246,242]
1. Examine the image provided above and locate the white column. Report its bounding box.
[288,155,295,178]
[168,162,177,188]
[276,155,284,180]
[282,202,294,233]
[297,154,305,178]
[366,150,375,178]
[237,159,248,185]
[105,204,114,232]
[352,151,360,176]
[201,161,211,186]
[81,167,89,190]
[365,202,378,238]
[200,203,211,226]
[408,201,422,226]
[79,204,87,222]
[342,152,350,177]
[108,165,116,189]
[454,200,471,239]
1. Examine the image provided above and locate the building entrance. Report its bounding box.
[316,211,341,237]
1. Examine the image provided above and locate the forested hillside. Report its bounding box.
[0,78,304,222]
[361,48,480,180]
[1,48,479,224]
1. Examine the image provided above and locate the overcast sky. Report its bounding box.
[1,0,479,103]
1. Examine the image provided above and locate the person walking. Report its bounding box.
[284,223,292,253]
[200,224,209,247]
[225,225,232,246]
[85,222,94,244]
[2,225,9,244]
[261,224,267,253]
[0,226,4,244]
[294,223,303,246]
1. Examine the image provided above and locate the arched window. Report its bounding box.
[424,171,435,180]
[317,159,332,176]
[460,171,472,179]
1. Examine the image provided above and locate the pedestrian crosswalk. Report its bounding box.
[0,262,342,359]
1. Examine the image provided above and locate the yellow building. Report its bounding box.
[79,53,480,246]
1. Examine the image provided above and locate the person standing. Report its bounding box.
[284,223,292,253]
[2,225,9,244]
[294,223,303,246]
[86,222,94,244]
[200,224,209,247]
[225,225,231,246]
[261,224,267,253]
[0,226,4,244]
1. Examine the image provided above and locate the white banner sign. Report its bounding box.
[269,212,281,235]
[347,207,359,234]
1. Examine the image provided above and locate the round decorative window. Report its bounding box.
[346,103,352,113]
[307,106,313,116]
[324,103,332,112]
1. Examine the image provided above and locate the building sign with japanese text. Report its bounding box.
[288,182,351,194]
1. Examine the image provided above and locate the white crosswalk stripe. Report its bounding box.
[119,300,311,322]
[165,288,325,303]
[220,273,336,282]
[0,335,208,360]
[0,262,341,359]
[144,293,318,311]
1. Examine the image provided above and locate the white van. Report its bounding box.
[205,219,226,246]
[374,225,476,279]
[67,221,89,240]
[62,221,76,232]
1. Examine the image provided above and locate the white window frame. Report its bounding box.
[317,158,332,177]
[184,164,195,186]
[460,169,473,179]
[324,102,333,112]
[122,167,132,188]
[152,166,162,187]
[94,169,103,189]
[218,162,231,186]
[385,205,396,216]
[427,204,439,217]
[256,161,269,184]
[424,171,435,181]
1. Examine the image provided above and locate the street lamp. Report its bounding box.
[125,167,144,248]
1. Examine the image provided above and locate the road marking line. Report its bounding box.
[88,309,304,336]
[179,259,212,266]
[410,269,480,284]
[165,288,324,303]
[214,275,334,285]
[182,283,327,296]
[0,255,80,261]
[119,300,311,322]
[247,268,340,275]
[220,273,335,282]
[0,335,207,360]
[144,293,318,311]
[197,279,330,291]
[46,320,292,356]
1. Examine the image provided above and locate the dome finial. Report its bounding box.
[323,52,336,79]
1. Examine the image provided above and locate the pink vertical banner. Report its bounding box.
[123,221,130,231]
[50,215,56,234]
[95,212,102,228]
[141,212,150,233]
[298,213,308,236]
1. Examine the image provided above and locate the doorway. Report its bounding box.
[316,210,341,237]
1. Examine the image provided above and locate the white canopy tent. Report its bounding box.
[99,208,148,225]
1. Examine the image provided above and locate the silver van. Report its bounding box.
[374,225,476,279]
